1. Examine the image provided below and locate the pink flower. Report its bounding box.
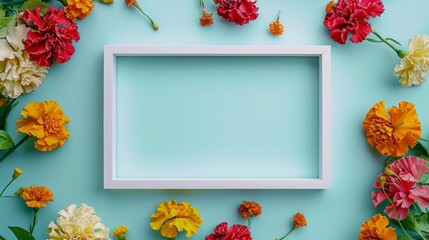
[21,7,80,67]
[215,0,258,25]
[323,0,384,44]
[372,156,429,220]
[205,222,252,240]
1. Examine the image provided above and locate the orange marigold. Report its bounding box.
[269,20,284,36]
[362,101,421,157]
[359,214,397,240]
[292,212,307,228]
[325,0,336,13]
[20,186,53,208]
[16,100,70,152]
[200,9,214,27]
[125,0,137,8]
[238,200,262,220]
[64,0,94,22]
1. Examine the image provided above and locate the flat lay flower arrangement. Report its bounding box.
[0,0,428,239]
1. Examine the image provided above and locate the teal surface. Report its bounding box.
[1,0,429,239]
[116,56,319,179]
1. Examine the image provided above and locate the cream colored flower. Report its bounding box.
[394,35,429,86]
[48,204,110,240]
[0,25,48,98]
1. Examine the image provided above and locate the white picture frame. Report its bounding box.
[104,45,331,189]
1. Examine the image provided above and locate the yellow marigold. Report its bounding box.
[12,168,22,180]
[150,200,203,238]
[362,101,421,157]
[113,226,128,240]
[20,186,53,208]
[16,100,70,152]
[200,9,213,27]
[238,200,262,220]
[269,20,284,36]
[64,0,94,22]
[359,214,397,240]
[292,212,307,228]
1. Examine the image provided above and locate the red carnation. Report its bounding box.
[215,0,258,25]
[21,7,80,67]
[205,222,252,240]
[323,0,384,44]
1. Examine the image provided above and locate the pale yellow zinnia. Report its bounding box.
[0,25,48,98]
[394,35,429,86]
[150,200,203,238]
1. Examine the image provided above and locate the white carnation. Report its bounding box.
[0,24,48,98]
[394,35,429,86]
[48,204,110,240]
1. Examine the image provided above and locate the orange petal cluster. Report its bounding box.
[325,0,336,13]
[269,20,284,36]
[362,101,421,157]
[64,0,94,22]
[20,186,53,208]
[358,214,397,240]
[238,200,262,220]
[200,9,214,27]
[293,212,307,228]
[16,100,70,152]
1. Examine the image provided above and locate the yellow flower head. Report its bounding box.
[12,168,22,180]
[362,101,421,157]
[16,100,70,152]
[150,200,203,238]
[20,186,53,208]
[113,226,128,240]
[64,0,94,22]
[359,214,397,240]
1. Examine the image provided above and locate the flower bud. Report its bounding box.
[325,0,336,13]
[13,187,24,197]
[378,175,386,187]
[113,226,128,240]
[383,167,397,177]
[99,0,114,4]
[12,168,22,180]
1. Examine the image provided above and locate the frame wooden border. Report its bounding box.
[104,45,331,189]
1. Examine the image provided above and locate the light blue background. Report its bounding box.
[1,0,429,239]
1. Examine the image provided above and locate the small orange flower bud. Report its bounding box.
[326,0,336,13]
[269,20,284,36]
[12,168,22,180]
[293,212,307,228]
[200,9,214,27]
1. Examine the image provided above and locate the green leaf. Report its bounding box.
[8,227,35,240]
[420,173,429,185]
[0,130,14,150]
[0,5,5,18]
[392,213,418,232]
[397,234,414,240]
[0,234,6,240]
[386,37,402,46]
[366,38,382,43]
[0,15,17,38]
[416,213,429,233]
[0,98,17,130]
[17,0,49,14]
[385,156,401,167]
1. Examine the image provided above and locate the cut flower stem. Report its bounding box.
[134,4,158,30]
[369,30,407,58]
[0,135,30,164]
[277,227,295,240]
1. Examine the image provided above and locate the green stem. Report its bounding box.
[419,137,429,142]
[413,202,424,215]
[134,4,158,30]
[0,179,13,197]
[199,0,204,8]
[29,208,39,234]
[0,195,14,198]
[278,227,295,240]
[381,187,414,240]
[0,0,25,6]
[370,30,407,58]
[0,135,30,164]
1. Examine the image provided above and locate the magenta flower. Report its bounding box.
[372,156,429,220]
[205,222,252,240]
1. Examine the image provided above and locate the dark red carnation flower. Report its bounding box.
[323,0,384,44]
[216,0,258,25]
[21,7,80,67]
[205,222,252,240]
